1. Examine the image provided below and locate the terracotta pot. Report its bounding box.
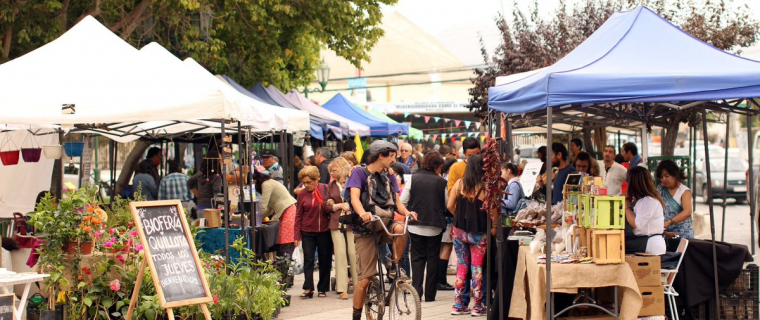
[63,241,93,255]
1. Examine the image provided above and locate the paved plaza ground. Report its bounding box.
[280,199,759,319]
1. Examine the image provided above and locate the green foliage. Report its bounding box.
[0,0,398,90]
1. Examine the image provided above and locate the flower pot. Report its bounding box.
[0,150,19,165]
[283,294,292,307]
[63,241,93,255]
[42,145,63,159]
[21,148,42,162]
[40,304,65,320]
[63,142,84,158]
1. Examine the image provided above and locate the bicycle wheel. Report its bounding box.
[389,281,421,320]
[365,276,385,320]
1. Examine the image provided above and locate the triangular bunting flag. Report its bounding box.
[475,123,481,130]
[414,114,421,118]
[424,116,431,123]
[404,112,410,118]
[484,132,490,138]
[461,137,466,142]
[480,136,486,142]
[433,117,440,122]
[467,132,474,137]
[454,120,461,127]
[464,120,471,128]
[441,133,447,139]
[432,134,438,141]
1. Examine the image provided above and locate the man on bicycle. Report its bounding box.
[347,140,418,320]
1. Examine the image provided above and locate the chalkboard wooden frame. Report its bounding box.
[0,293,15,320]
[129,200,212,309]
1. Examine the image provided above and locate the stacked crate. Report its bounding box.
[579,195,626,264]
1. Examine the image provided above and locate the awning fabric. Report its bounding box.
[488,5,760,114]
[265,85,346,140]
[365,108,423,140]
[249,83,337,140]
[285,90,371,137]
[0,16,241,124]
[322,94,409,137]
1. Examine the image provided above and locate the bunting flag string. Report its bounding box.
[464,120,471,128]
[432,134,438,141]
[403,112,410,118]
[433,117,440,122]
[424,116,430,123]
[454,120,461,127]
[414,114,421,118]
[474,123,481,130]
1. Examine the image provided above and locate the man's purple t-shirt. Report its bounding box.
[346,167,400,193]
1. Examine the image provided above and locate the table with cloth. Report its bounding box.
[509,247,643,320]
[195,222,280,260]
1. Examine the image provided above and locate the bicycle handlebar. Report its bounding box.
[365,215,412,237]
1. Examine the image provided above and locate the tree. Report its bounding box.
[469,0,760,155]
[1,0,397,193]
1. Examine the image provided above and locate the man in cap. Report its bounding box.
[348,140,417,320]
[261,149,284,184]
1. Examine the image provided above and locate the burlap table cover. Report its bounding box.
[509,247,643,320]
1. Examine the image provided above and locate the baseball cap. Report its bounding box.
[260,149,278,158]
[368,140,398,155]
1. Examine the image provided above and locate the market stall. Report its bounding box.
[322,93,410,137]
[488,5,760,319]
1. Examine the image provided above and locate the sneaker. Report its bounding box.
[470,307,487,317]
[451,307,471,315]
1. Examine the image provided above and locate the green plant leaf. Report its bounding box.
[83,297,92,307]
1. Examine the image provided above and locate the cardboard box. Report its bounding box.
[638,285,665,317]
[626,255,661,286]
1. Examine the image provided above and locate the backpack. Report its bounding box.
[339,168,398,226]
[503,181,527,217]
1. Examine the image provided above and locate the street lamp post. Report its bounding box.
[302,58,330,98]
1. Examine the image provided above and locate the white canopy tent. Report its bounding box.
[0,16,242,124]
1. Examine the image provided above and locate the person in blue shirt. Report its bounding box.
[550,143,575,205]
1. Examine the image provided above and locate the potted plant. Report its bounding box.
[272,255,295,289]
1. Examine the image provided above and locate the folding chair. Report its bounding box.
[662,238,689,320]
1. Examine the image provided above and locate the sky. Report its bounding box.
[387,0,760,66]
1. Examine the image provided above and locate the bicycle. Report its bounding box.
[363,215,421,320]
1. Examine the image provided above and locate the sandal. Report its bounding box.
[339,292,349,300]
[318,292,327,298]
[300,290,314,299]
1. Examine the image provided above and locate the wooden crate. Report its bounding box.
[580,194,592,228]
[591,229,625,264]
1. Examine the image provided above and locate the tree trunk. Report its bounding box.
[582,122,594,154]
[2,28,12,59]
[661,115,684,157]
[593,126,607,158]
[115,140,150,195]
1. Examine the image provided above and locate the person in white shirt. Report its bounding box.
[599,145,627,196]
[624,166,666,255]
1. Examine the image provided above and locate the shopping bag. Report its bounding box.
[292,245,304,275]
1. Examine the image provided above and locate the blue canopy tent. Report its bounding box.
[322,93,409,137]
[249,82,338,140]
[264,84,349,140]
[488,5,760,320]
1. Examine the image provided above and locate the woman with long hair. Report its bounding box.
[446,155,488,316]
[625,166,666,255]
[655,160,694,238]
[325,157,358,300]
[253,169,297,257]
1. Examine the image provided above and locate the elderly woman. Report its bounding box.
[325,157,358,300]
[295,166,333,298]
[625,167,666,255]
[253,169,297,257]
[656,160,694,239]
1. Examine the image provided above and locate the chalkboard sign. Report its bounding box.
[0,294,14,320]
[130,200,212,308]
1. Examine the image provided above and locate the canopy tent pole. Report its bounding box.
[237,123,245,233]
[692,126,697,206]
[485,111,493,315]
[721,116,730,241]
[641,120,648,161]
[617,130,621,153]
[248,128,257,253]
[108,140,115,205]
[748,113,756,254]
[702,110,721,315]
[545,107,554,320]
[222,121,231,266]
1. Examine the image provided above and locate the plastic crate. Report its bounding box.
[726,264,759,296]
[696,295,760,319]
